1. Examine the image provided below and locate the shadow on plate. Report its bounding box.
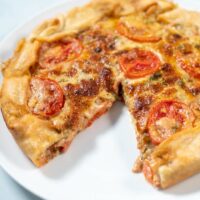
[41,102,123,179]
[164,173,200,195]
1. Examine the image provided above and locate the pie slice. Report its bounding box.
[1,0,200,189]
[118,3,200,188]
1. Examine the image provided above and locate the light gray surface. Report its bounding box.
[0,0,64,199]
[0,169,41,200]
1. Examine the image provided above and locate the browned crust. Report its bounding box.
[1,109,65,167]
[145,125,200,188]
[1,98,114,167]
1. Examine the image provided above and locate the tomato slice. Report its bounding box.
[147,100,194,145]
[119,49,161,78]
[117,22,161,43]
[178,54,200,79]
[39,39,82,69]
[28,77,64,117]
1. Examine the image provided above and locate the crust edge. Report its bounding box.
[145,125,200,189]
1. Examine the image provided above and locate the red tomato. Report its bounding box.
[178,54,200,79]
[39,39,82,69]
[28,77,64,117]
[147,100,194,145]
[117,22,161,43]
[119,49,161,78]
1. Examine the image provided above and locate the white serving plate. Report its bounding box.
[1,0,200,199]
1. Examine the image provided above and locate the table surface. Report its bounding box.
[0,1,65,199]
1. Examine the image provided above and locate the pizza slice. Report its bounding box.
[116,3,200,188]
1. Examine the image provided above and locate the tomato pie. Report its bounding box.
[1,0,200,189]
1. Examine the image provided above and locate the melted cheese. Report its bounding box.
[155,117,179,135]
